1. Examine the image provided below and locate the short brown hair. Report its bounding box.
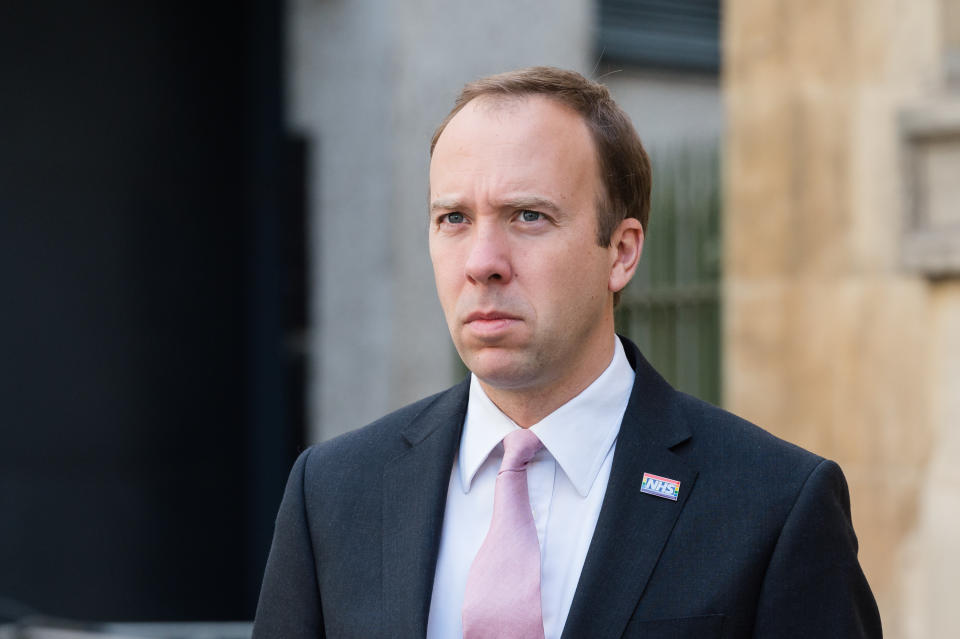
[430,66,652,244]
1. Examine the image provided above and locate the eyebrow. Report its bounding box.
[429,195,561,213]
[430,197,464,213]
[500,195,560,213]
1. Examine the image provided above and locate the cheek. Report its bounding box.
[431,252,462,308]
[538,249,608,311]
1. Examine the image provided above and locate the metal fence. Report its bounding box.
[615,144,722,406]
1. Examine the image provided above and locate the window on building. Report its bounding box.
[597,0,721,73]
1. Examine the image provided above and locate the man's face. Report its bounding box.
[429,96,619,394]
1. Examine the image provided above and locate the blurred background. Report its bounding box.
[1,0,957,637]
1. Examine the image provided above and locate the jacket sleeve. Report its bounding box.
[252,448,325,639]
[753,459,882,638]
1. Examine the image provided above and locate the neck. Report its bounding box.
[478,332,618,428]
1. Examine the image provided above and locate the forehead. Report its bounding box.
[429,95,600,203]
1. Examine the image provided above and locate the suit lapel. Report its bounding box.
[382,379,468,638]
[562,339,699,638]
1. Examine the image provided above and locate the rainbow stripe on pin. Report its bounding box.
[640,472,681,501]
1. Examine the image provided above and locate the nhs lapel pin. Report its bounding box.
[641,472,681,501]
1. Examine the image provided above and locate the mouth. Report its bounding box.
[463,311,522,337]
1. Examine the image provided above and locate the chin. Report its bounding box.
[463,350,538,391]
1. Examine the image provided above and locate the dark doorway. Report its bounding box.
[0,0,304,621]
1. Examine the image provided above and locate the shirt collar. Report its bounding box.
[458,337,635,497]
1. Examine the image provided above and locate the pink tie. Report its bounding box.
[462,429,545,639]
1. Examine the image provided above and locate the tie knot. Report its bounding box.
[500,429,543,472]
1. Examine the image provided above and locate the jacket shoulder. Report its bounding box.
[674,393,845,534]
[675,391,823,472]
[298,379,468,481]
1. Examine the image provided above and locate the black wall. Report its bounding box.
[0,0,304,621]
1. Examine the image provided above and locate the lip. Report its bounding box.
[464,310,521,323]
[463,310,522,337]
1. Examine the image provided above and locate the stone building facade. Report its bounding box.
[725,0,960,635]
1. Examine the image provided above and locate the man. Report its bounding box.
[253,67,882,638]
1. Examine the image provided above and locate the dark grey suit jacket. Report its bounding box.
[253,337,882,638]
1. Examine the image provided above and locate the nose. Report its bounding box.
[464,223,513,285]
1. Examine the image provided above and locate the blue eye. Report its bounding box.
[445,212,465,224]
[520,210,541,222]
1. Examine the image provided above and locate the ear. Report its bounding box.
[608,217,644,294]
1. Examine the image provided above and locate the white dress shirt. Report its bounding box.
[426,337,635,639]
